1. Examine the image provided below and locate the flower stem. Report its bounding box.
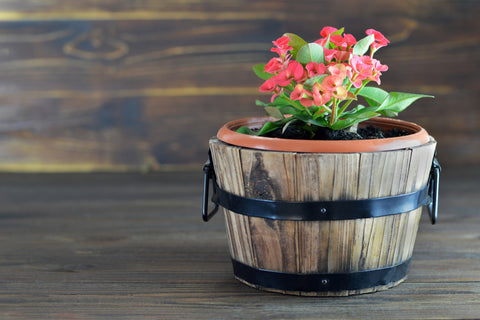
[330,99,338,126]
[282,93,313,116]
[337,100,353,116]
[313,105,332,119]
[355,80,370,94]
[337,80,370,116]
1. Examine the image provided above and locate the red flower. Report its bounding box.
[366,29,390,51]
[271,36,293,56]
[327,63,348,79]
[343,34,357,47]
[305,62,326,78]
[331,85,348,100]
[322,75,343,91]
[265,57,284,74]
[291,84,314,107]
[324,48,351,63]
[320,26,338,38]
[273,36,291,48]
[350,55,373,85]
[312,82,332,106]
[369,58,388,84]
[330,34,357,50]
[348,55,388,87]
[275,60,306,86]
[315,26,340,47]
[259,78,278,93]
[259,78,283,102]
[251,27,432,132]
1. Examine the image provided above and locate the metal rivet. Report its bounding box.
[320,208,327,214]
[321,279,329,285]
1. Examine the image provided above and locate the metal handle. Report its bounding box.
[202,152,219,222]
[427,155,441,225]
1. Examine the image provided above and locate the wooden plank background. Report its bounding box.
[0,0,478,171]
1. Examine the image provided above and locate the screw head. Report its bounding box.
[321,279,329,285]
[320,208,327,214]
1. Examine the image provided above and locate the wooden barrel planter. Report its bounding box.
[203,117,439,296]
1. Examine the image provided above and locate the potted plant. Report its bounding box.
[203,27,441,296]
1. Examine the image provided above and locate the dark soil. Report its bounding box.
[263,125,411,140]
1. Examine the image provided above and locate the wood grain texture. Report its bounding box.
[0,0,478,171]
[209,137,436,296]
[0,167,479,318]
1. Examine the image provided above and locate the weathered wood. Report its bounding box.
[209,137,437,296]
[0,0,477,171]
[0,167,479,319]
[0,0,290,19]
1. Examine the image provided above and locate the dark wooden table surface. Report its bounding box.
[1,166,479,319]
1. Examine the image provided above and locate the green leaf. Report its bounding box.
[364,97,379,107]
[352,34,375,56]
[237,120,284,136]
[272,94,306,111]
[341,105,379,118]
[264,106,284,119]
[329,119,351,130]
[291,111,328,127]
[357,86,389,106]
[257,121,282,136]
[278,105,300,116]
[378,110,398,117]
[284,33,307,58]
[272,95,296,107]
[253,64,274,80]
[236,126,256,135]
[332,105,380,130]
[331,27,345,36]
[331,113,380,130]
[256,99,269,107]
[377,92,434,113]
[296,43,325,65]
[307,117,329,127]
[281,118,297,134]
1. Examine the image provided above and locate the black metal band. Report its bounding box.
[232,259,410,293]
[203,150,441,223]
[213,183,429,221]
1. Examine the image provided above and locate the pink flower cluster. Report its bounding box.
[259,27,389,108]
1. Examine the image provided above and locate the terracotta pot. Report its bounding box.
[217,116,430,153]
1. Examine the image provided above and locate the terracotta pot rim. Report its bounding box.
[217,117,430,153]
